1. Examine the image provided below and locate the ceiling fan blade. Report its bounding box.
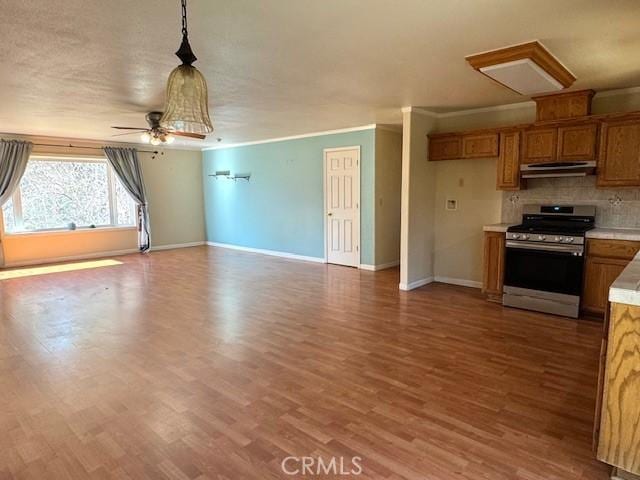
[111,126,148,130]
[111,131,145,137]
[172,131,207,140]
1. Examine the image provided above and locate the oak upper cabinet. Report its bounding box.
[462,133,499,158]
[521,127,557,164]
[557,123,599,162]
[533,89,594,122]
[482,231,505,302]
[582,239,640,316]
[496,131,520,190]
[597,118,640,187]
[429,135,462,161]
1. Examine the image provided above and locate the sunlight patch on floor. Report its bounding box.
[0,259,123,280]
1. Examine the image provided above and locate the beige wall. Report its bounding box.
[0,135,204,267]
[433,159,502,284]
[400,109,436,289]
[431,106,532,285]
[374,128,402,266]
[140,148,205,248]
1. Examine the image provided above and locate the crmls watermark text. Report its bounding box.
[281,456,363,476]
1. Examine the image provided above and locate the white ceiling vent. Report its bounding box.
[480,59,564,95]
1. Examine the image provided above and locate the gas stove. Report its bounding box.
[502,205,596,318]
[506,205,595,246]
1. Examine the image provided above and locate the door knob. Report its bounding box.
[327,213,333,216]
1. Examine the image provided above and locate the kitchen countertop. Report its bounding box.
[587,227,640,241]
[610,251,640,306]
[483,223,516,233]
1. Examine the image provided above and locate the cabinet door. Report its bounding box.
[462,133,499,158]
[588,239,640,261]
[496,132,520,190]
[557,123,598,161]
[482,232,505,300]
[429,135,462,161]
[582,256,628,315]
[521,128,557,164]
[597,119,640,187]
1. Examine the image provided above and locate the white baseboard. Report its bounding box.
[434,276,482,289]
[151,241,205,251]
[359,260,400,271]
[206,242,325,264]
[2,248,140,268]
[399,276,434,291]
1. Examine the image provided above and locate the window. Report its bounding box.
[1,157,136,233]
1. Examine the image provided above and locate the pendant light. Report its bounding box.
[160,0,213,134]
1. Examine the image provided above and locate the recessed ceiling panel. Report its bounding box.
[480,59,564,95]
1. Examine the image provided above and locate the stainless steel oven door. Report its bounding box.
[503,240,585,317]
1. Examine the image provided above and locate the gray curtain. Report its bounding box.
[103,146,150,252]
[0,140,33,266]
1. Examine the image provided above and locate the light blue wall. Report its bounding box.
[202,129,376,264]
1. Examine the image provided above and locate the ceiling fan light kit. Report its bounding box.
[160,0,214,135]
[465,40,575,95]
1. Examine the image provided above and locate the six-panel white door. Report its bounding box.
[324,147,360,267]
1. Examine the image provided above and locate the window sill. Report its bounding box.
[3,226,137,238]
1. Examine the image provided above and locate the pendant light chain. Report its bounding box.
[181,0,188,37]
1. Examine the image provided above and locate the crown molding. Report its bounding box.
[401,106,439,117]
[593,85,640,98]
[408,85,640,121]
[202,124,377,151]
[435,100,535,118]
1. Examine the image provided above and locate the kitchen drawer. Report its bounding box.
[587,239,640,261]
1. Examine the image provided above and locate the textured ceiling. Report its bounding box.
[1,0,640,148]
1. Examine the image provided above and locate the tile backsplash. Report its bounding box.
[501,176,640,228]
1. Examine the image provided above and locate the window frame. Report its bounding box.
[3,155,137,234]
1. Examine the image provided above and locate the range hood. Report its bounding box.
[521,161,596,178]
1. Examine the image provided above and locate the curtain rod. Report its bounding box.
[32,143,160,154]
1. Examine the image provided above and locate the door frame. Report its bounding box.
[323,146,361,266]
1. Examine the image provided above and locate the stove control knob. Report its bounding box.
[522,234,529,240]
[566,237,574,243]
[538,235,546,241]
[512,234,520,239]
[554,236,562,242]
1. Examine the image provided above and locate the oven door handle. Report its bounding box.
[505,240,584,255]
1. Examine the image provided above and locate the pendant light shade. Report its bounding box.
[160,0,213,134]
[161,64,213,134]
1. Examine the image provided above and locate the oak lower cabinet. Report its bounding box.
[597,118,640,187]
[582,256,628,316]
[482,231,505,302]
[496,131,520,190]
[582,239,640,316]
[597,302,640,475]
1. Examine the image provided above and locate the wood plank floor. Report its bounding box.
[0,246,610,479]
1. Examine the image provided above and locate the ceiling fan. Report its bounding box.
[111,111,207,145]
